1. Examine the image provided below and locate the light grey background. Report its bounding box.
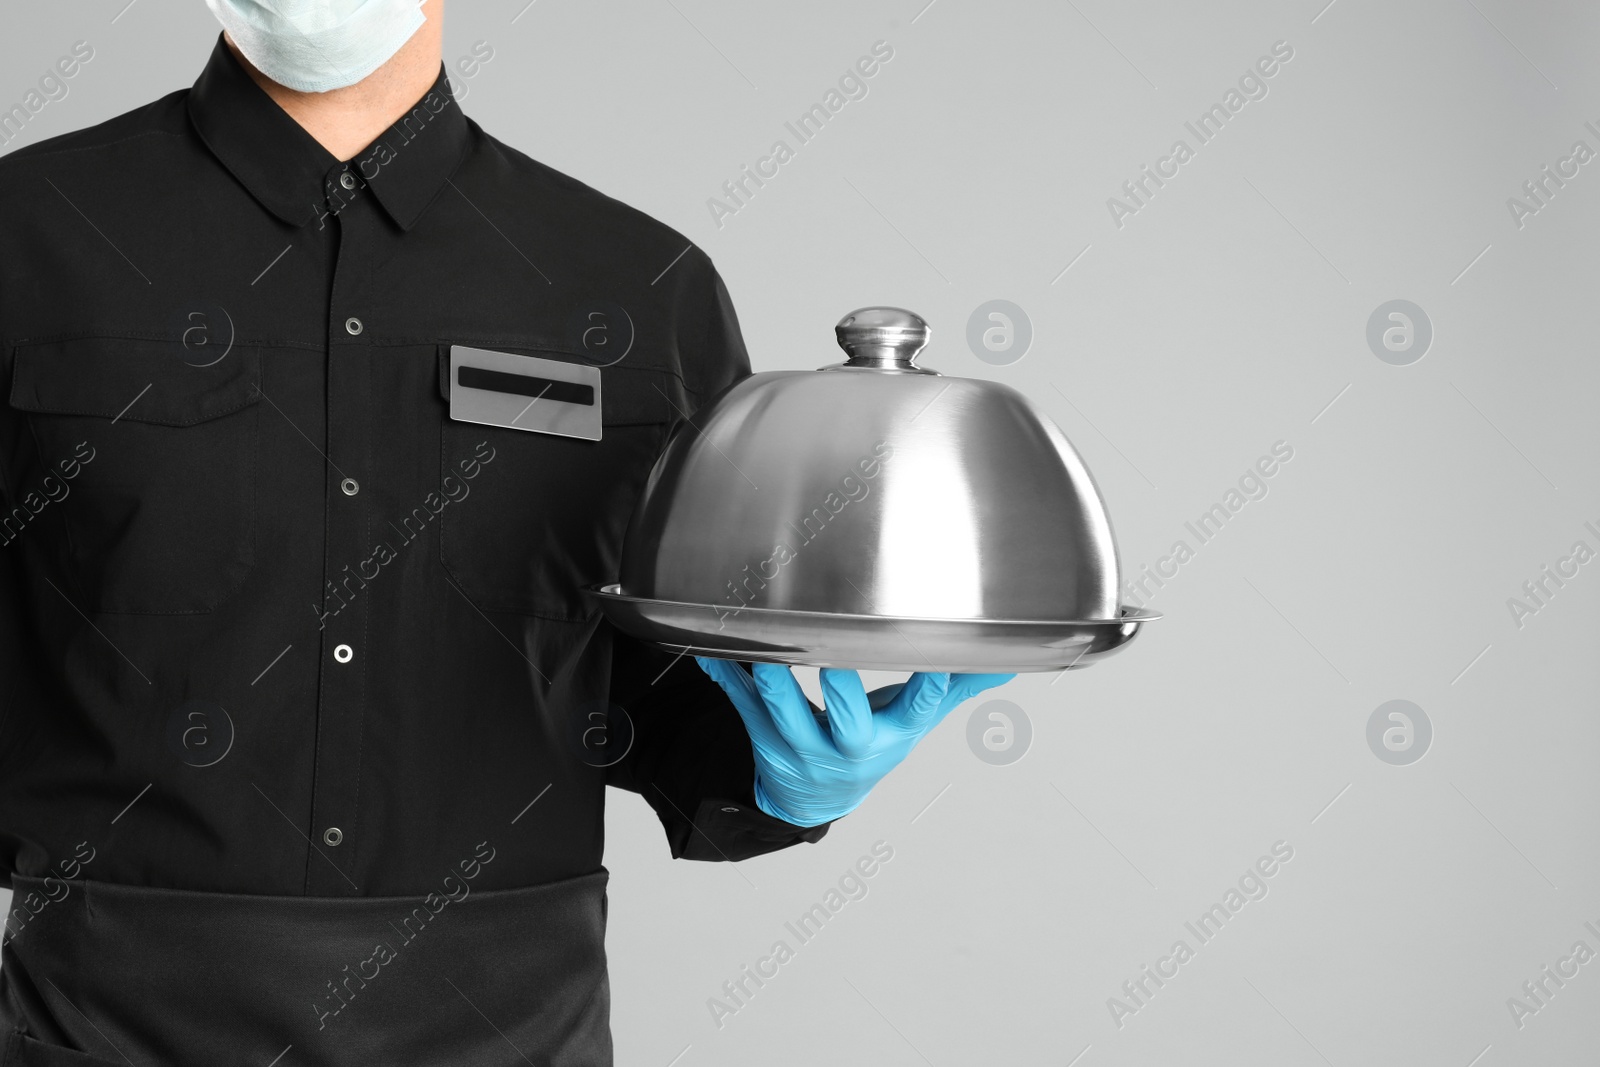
[4,1,1597,1064]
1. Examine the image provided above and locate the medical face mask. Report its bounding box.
[204,0,427,93]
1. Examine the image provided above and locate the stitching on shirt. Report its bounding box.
[9,332,325,353]
[8,393,260,427]
[0,127,184,168]
[309,445,336,896]
[386,122,475,230]
[22,416,81,585]
[697,251,719,401]
[235,375,261,608]
[349,353,374,880]
[8,347,262,426]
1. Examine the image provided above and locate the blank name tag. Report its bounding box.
[449,346,602,441]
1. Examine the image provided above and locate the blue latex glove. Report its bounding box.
[697,658,1015,827]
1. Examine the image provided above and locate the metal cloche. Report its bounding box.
[590,307,1158,672]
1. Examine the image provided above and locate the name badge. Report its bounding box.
[448,346,602,441]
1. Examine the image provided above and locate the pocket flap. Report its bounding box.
[436,345,685,427]
[10,337,261,427]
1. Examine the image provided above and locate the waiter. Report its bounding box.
[0,2,1011,1064]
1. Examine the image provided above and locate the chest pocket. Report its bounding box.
[8,337,261,614]
[436,345,684,620]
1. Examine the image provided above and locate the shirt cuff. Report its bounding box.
[673,795,832,862]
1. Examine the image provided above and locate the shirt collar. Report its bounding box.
[186,34,471,233]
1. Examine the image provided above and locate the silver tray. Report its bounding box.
[588,584,1160,673]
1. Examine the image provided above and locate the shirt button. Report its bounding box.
[339,172,356,190]
[340,478,359,496]
[334,644,354,664]
[323,827,344,846]
[345,317,363,336]
[721,806,740,813]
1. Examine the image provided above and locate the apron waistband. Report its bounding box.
[0,870,612,1067]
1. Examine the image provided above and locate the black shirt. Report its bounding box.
[0,37,825,899]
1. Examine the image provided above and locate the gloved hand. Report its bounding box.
[697,658,1014,827]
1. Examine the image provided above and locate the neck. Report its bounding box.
[225,0,443,162]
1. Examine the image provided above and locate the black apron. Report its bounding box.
[0,870,612,1066]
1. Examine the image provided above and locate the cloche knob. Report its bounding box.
[833,307,936,372]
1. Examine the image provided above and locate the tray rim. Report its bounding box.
[587,583,1162,628]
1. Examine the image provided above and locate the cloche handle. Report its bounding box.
[833,307,935,372]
